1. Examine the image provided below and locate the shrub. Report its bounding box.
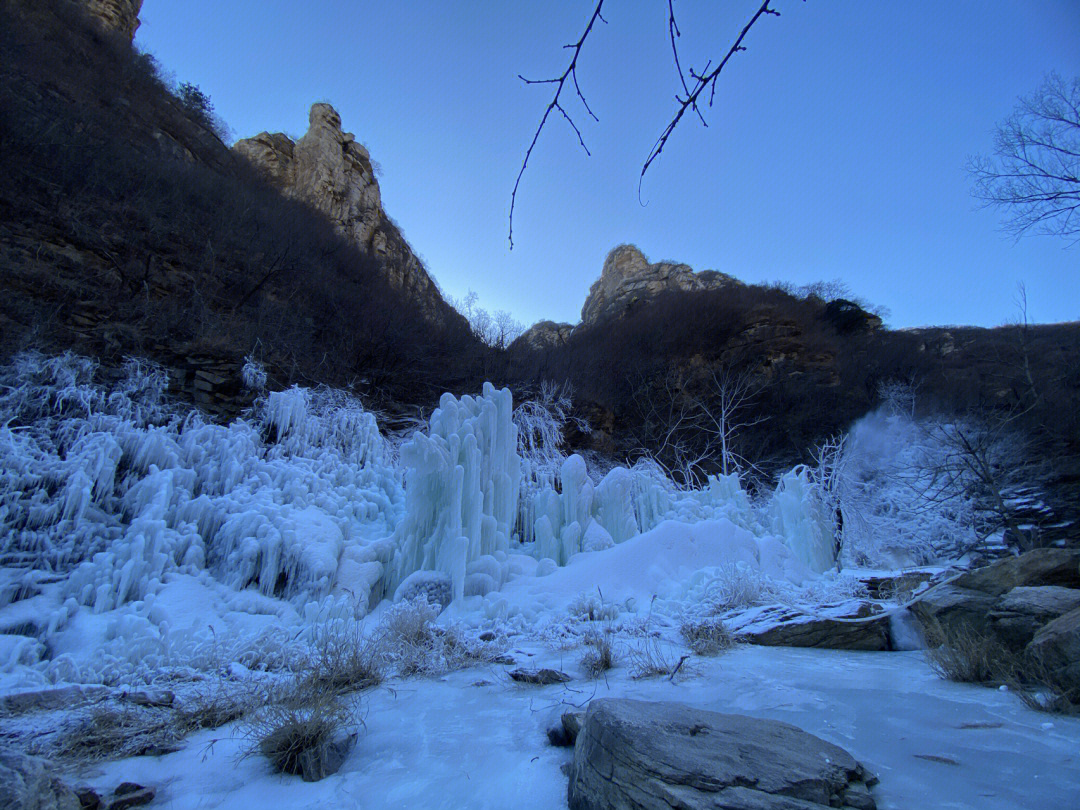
[625,633,691,681]
[580,628,616,678]
[680,619,733,656]
[923,619,1015,684]
[244,689,356,778]
[378,595,504,677]
[305,620,384,693]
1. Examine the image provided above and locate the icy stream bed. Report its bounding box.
[75,645,1079,810]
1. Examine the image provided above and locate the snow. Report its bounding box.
[0,352,1076,808]
[74,645,1080,810]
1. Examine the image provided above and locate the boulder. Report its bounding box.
[106,783,154,810]
[568,699,878,810]
[951,549,1080,596]
[729,602,892,651]
[907,583,998,636]
[1025,607,1080,699]
[988,586,1080,651]
[0,747,80,810]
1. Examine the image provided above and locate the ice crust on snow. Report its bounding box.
[0,353,931,685]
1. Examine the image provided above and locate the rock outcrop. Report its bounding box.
[515,320,574,351]
[84,0,142,40]
[908,548,1080,656]
[235,104,445,318]
[568,699,878,810]
[580,244,740,325]
[727,601,895,651]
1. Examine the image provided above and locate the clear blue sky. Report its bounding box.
[136,1,1079,329]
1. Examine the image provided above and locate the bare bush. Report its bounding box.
[379,595,505,677]
[241,684,357,778]
[305,620,385,693]
[924,619,1015,684]
[680,619,733,656]
[625,633,691,681]
[580,627,616,678]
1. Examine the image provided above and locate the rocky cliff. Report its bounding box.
[235,104,445,319]
[581,244,741,325]
[85,0,142,40]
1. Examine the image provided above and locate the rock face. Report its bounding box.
[234,104,445,318]
[84,0,142,40]
[515,320,574,350]
[568,699,878,810]
[580,244,740,325]
[909,549,1080,654]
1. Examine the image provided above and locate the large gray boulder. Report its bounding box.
[1025,607,1080,700]
[988,586,1080,651]
[0,748,80,810]
[951,548,1080,596]
[568,699,878,810]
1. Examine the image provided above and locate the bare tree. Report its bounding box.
[969,73,1080,243]
[510,0,796,247]
[626,364,767,485]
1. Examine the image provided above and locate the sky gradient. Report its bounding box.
[136,1,1079,329]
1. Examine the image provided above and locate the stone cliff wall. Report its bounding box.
[84,0,142,40]
[235,104,445,318]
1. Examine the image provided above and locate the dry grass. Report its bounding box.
[379,595,506,677]
[55,705,182,760]
[305,620,385,693]
[925,618,1077,715]
[680,619,733,656]
[924,618,1015,684]
[625,633,691,681]
[580,628,616,678]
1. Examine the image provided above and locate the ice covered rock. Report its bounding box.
[568,699,878,810]
[727,601,893,651]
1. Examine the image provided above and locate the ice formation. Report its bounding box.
[0,351,968,687]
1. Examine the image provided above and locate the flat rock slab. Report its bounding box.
[728,602,892,651]
[569,699,877,810]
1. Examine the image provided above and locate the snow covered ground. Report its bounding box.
[1,353,1076,809]
[73,644,1080,810]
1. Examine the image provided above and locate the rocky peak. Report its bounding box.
[234,103,444,318]
[581,244,740,325]
[515,320,574,351]
[84,0,142,41]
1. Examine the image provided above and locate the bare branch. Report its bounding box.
[509,1,606,249]
[640,1,797,198]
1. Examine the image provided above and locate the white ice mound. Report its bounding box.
[484,518,814,620]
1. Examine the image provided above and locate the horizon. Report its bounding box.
[136,1,1079,329]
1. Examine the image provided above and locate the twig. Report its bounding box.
[640,1,797,199]
[509,1,607,249]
